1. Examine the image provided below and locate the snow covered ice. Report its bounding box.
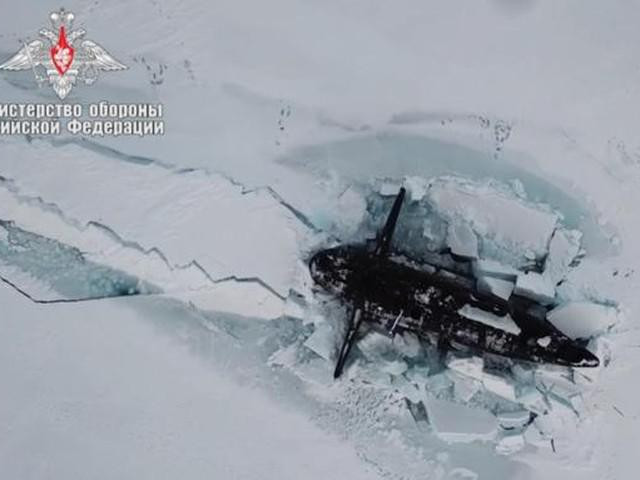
[1,1,639,479]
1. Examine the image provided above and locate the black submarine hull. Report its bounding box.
[310,245,599,368]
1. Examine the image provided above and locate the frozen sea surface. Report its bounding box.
[1,1,640,479]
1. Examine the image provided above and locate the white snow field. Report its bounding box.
[1,1,640,479]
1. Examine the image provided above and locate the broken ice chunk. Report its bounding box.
[403,176,429,201]
[472,259,519,281]
[514,272,555,305]
[428,179,558,259]
[446,355,484,381]
[382,360,409,376]
[268,344,300,369]
[335,186,367,237]
[495,433,526,455]
[477,276,514,301]
[359,364,393,388]
[405,365,430,390]
[496,409,533,430]
[391,374,423,403]
[447,222,478,258]
[426,396,498,443]
[534,368,581,401]
[358,331,402,363]
[448,372,482,402]
[537,336,551,348]
[379,180,402,196]
[425,372,454,395]
[547,302,617,340]
[482,372,517,402]
[544,229,582,284]
[458,305,521,335]
[517,387,547,415]
[511,363,535,384]
[393,332,422,358]
[283,295,306,321]
[303,322,336,361]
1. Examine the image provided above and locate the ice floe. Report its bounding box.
[426,396,498,443]
[476,276,514,301]
[458,305,521,335]
[514,272,556,305]
[547,302,617,340]
[447,222,479,259]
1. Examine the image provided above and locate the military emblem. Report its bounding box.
[0,9,127,99]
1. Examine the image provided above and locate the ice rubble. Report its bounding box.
[279,175,619,452]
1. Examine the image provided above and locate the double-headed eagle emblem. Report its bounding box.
[0,9,127,99]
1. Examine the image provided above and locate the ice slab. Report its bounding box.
[304,322,336,361]
[391,374,423,403]
[517,387,548,416]
[472,259,519,281]
[496,409,533,430]
[544,229,582,284]
[381,360,409,376]
[448,372,482,402]
[476,276,514,301]
[534,369,581,401]
[425,372,454,395]
[495,433,525,455]
[358,331,402,364]
[393,333,422,358]
[405,366,431,390]
[482,372,517,402]
[426,396,497,443]
[511,363,535,384]
[283,296,306,321]
[514,272,555,305]
[379,180,403,196]
[334,187,367,238]
[403,176,429,202]
[447,222,478,259]
[446,355,484,381]
[458,305,521,335]
[547,302,617,340]
[428,179,558,259]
